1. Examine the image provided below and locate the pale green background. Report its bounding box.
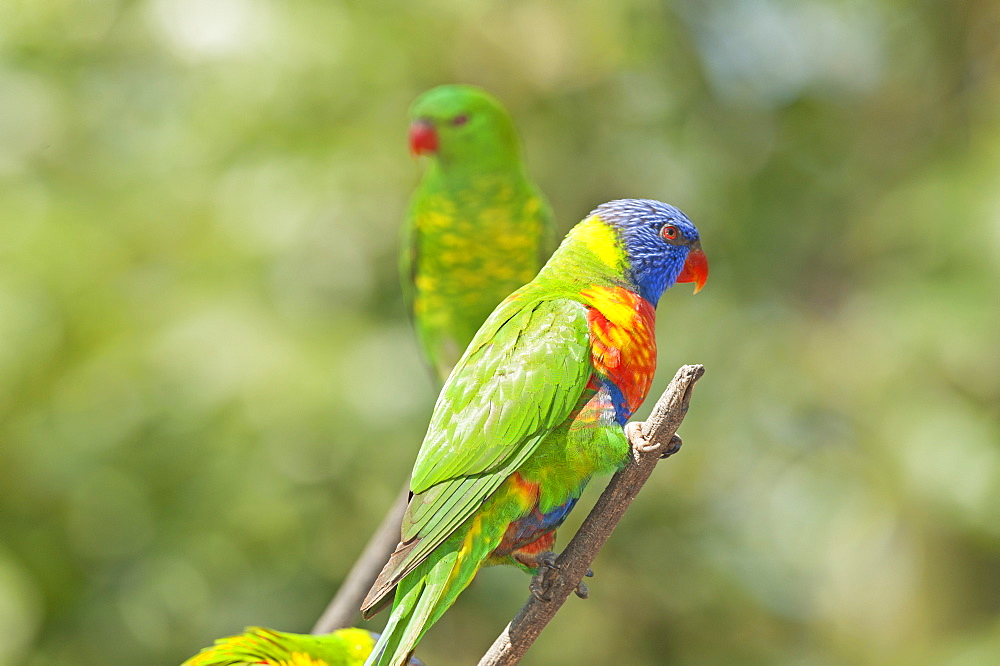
[1,1,998,664]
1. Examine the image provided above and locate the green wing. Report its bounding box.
[409,295,588,494]
[363,293,591,612]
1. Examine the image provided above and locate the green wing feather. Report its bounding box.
[363,292,591,613]
[411,296,588,491]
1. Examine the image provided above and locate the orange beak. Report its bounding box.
[408,119,438,156]
[676,245,708,294]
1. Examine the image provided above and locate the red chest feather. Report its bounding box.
[581,287,657,415]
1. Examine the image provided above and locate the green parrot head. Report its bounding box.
[408,84,522,173]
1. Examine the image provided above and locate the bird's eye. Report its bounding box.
[661,225,680,241]
[451,114,469,126]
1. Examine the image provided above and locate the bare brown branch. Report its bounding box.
[478,364,705,666]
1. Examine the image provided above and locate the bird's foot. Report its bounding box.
[661,434,683,458]
[574,567,594,599]
[529,557,595,601]
[529,577,551,602]
[625,422,647,451]
[537,551,559,570]
[626,422,682,458]
[528,551,559,602]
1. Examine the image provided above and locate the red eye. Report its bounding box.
[451,114,469,126]
[662,225,679,240]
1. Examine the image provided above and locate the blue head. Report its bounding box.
[593,199,708,306]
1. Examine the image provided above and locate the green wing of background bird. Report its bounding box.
[401,181,554,382]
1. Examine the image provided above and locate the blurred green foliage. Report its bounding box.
[1,1,999,664]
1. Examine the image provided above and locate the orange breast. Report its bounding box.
[581,286,657,417]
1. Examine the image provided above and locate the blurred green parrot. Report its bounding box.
[403,84,554,381]
[182,626,423,666]
[362,199,709,665]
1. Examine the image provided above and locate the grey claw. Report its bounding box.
[574,580,589,599]
[529,578,552,602]
[538,551,559,570]
[661,434,683,458]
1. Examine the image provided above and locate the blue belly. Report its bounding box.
[506,497,580,550]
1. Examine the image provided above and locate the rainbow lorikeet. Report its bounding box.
[361,199,709,665]
[403,84,554,382]
[181,627,423,666]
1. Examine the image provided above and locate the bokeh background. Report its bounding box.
[2,1,999,664]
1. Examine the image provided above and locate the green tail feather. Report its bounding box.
[367,551,462,666]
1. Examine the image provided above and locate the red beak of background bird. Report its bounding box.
[676,246,709,294]
[409,120,438,156]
